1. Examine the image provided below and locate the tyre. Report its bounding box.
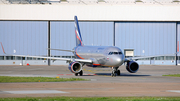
[79,70,83,76]
[111,71,115,77]
[75,73,78,76]
[117,70,120,76]
[111,72,114,77]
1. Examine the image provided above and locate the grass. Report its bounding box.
[163,74,180,77]
[0,76,88,83]
[0,97,180,101]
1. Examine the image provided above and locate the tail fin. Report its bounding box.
[74,16,83,46]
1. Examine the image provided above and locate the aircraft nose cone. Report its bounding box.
[114,55,124,66]
[116,58,121,62]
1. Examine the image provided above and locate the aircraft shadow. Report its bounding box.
[81,75,94,76]
[94,73,150,77]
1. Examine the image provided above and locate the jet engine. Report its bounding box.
[126,61,139,73]
[68,62,82,73]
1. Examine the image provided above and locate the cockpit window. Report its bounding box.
[108,52,113,55]
[108,52,122,55]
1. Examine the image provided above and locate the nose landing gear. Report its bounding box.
[111,67,120,77]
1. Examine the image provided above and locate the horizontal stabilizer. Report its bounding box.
[47,48,74,52]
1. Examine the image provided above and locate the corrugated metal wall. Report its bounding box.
[80,22,114,46]
[0,21,48,56]
[115,22,176,56]
[0,21,179,65]
[50,21,114,56]
[51,21,75,57]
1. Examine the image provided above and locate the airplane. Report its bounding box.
[0,16,174,77]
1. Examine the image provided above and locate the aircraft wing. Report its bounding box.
[125,53,176,62]
[4,54,92,63]
[0,42,92,63]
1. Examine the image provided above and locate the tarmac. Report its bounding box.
[0,65,180,97]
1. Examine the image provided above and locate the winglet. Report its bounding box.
[0,42,6,54]
[74,16,83,46]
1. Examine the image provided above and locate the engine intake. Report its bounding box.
[68,62,82,73]
[126,61,139,73]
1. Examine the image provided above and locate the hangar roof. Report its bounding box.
[1,0,180,5]
[0,0,180,21]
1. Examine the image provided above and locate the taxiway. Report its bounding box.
[0,65,180,97]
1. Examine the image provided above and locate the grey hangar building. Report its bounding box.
[0,0,180,66]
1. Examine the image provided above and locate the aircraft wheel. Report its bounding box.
[111,72,113,77]
[111,71,116,77]
[75,73,78,76]
[117,70,120,76]
[114,73,116,77]
[79,70,83,76]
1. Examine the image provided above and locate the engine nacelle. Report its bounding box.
[68,62,82,73]
[126,61,139,73]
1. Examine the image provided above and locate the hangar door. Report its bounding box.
[115,22,176,56]
[0,21,48,65]
[50,21,114,57]
[0,21,48,56]
[115,22,176,65]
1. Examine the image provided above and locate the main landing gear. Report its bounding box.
[111,67,120,77]
[75,70,83,76]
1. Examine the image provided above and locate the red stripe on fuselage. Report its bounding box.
[76,53,84,59]
[75,46,84,59]
[93,64,101,66]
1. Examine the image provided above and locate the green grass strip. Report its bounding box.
[163,74,180,77]
[0,76,88,83]
[0,97,180,101]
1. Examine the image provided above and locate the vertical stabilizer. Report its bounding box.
[74,16,83,46]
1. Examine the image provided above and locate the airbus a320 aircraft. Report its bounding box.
[1,16,167,77]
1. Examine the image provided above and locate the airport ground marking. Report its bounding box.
[83,69,96,73]
[167,90,180,93]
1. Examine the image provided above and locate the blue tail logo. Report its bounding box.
[74,16,83,46]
